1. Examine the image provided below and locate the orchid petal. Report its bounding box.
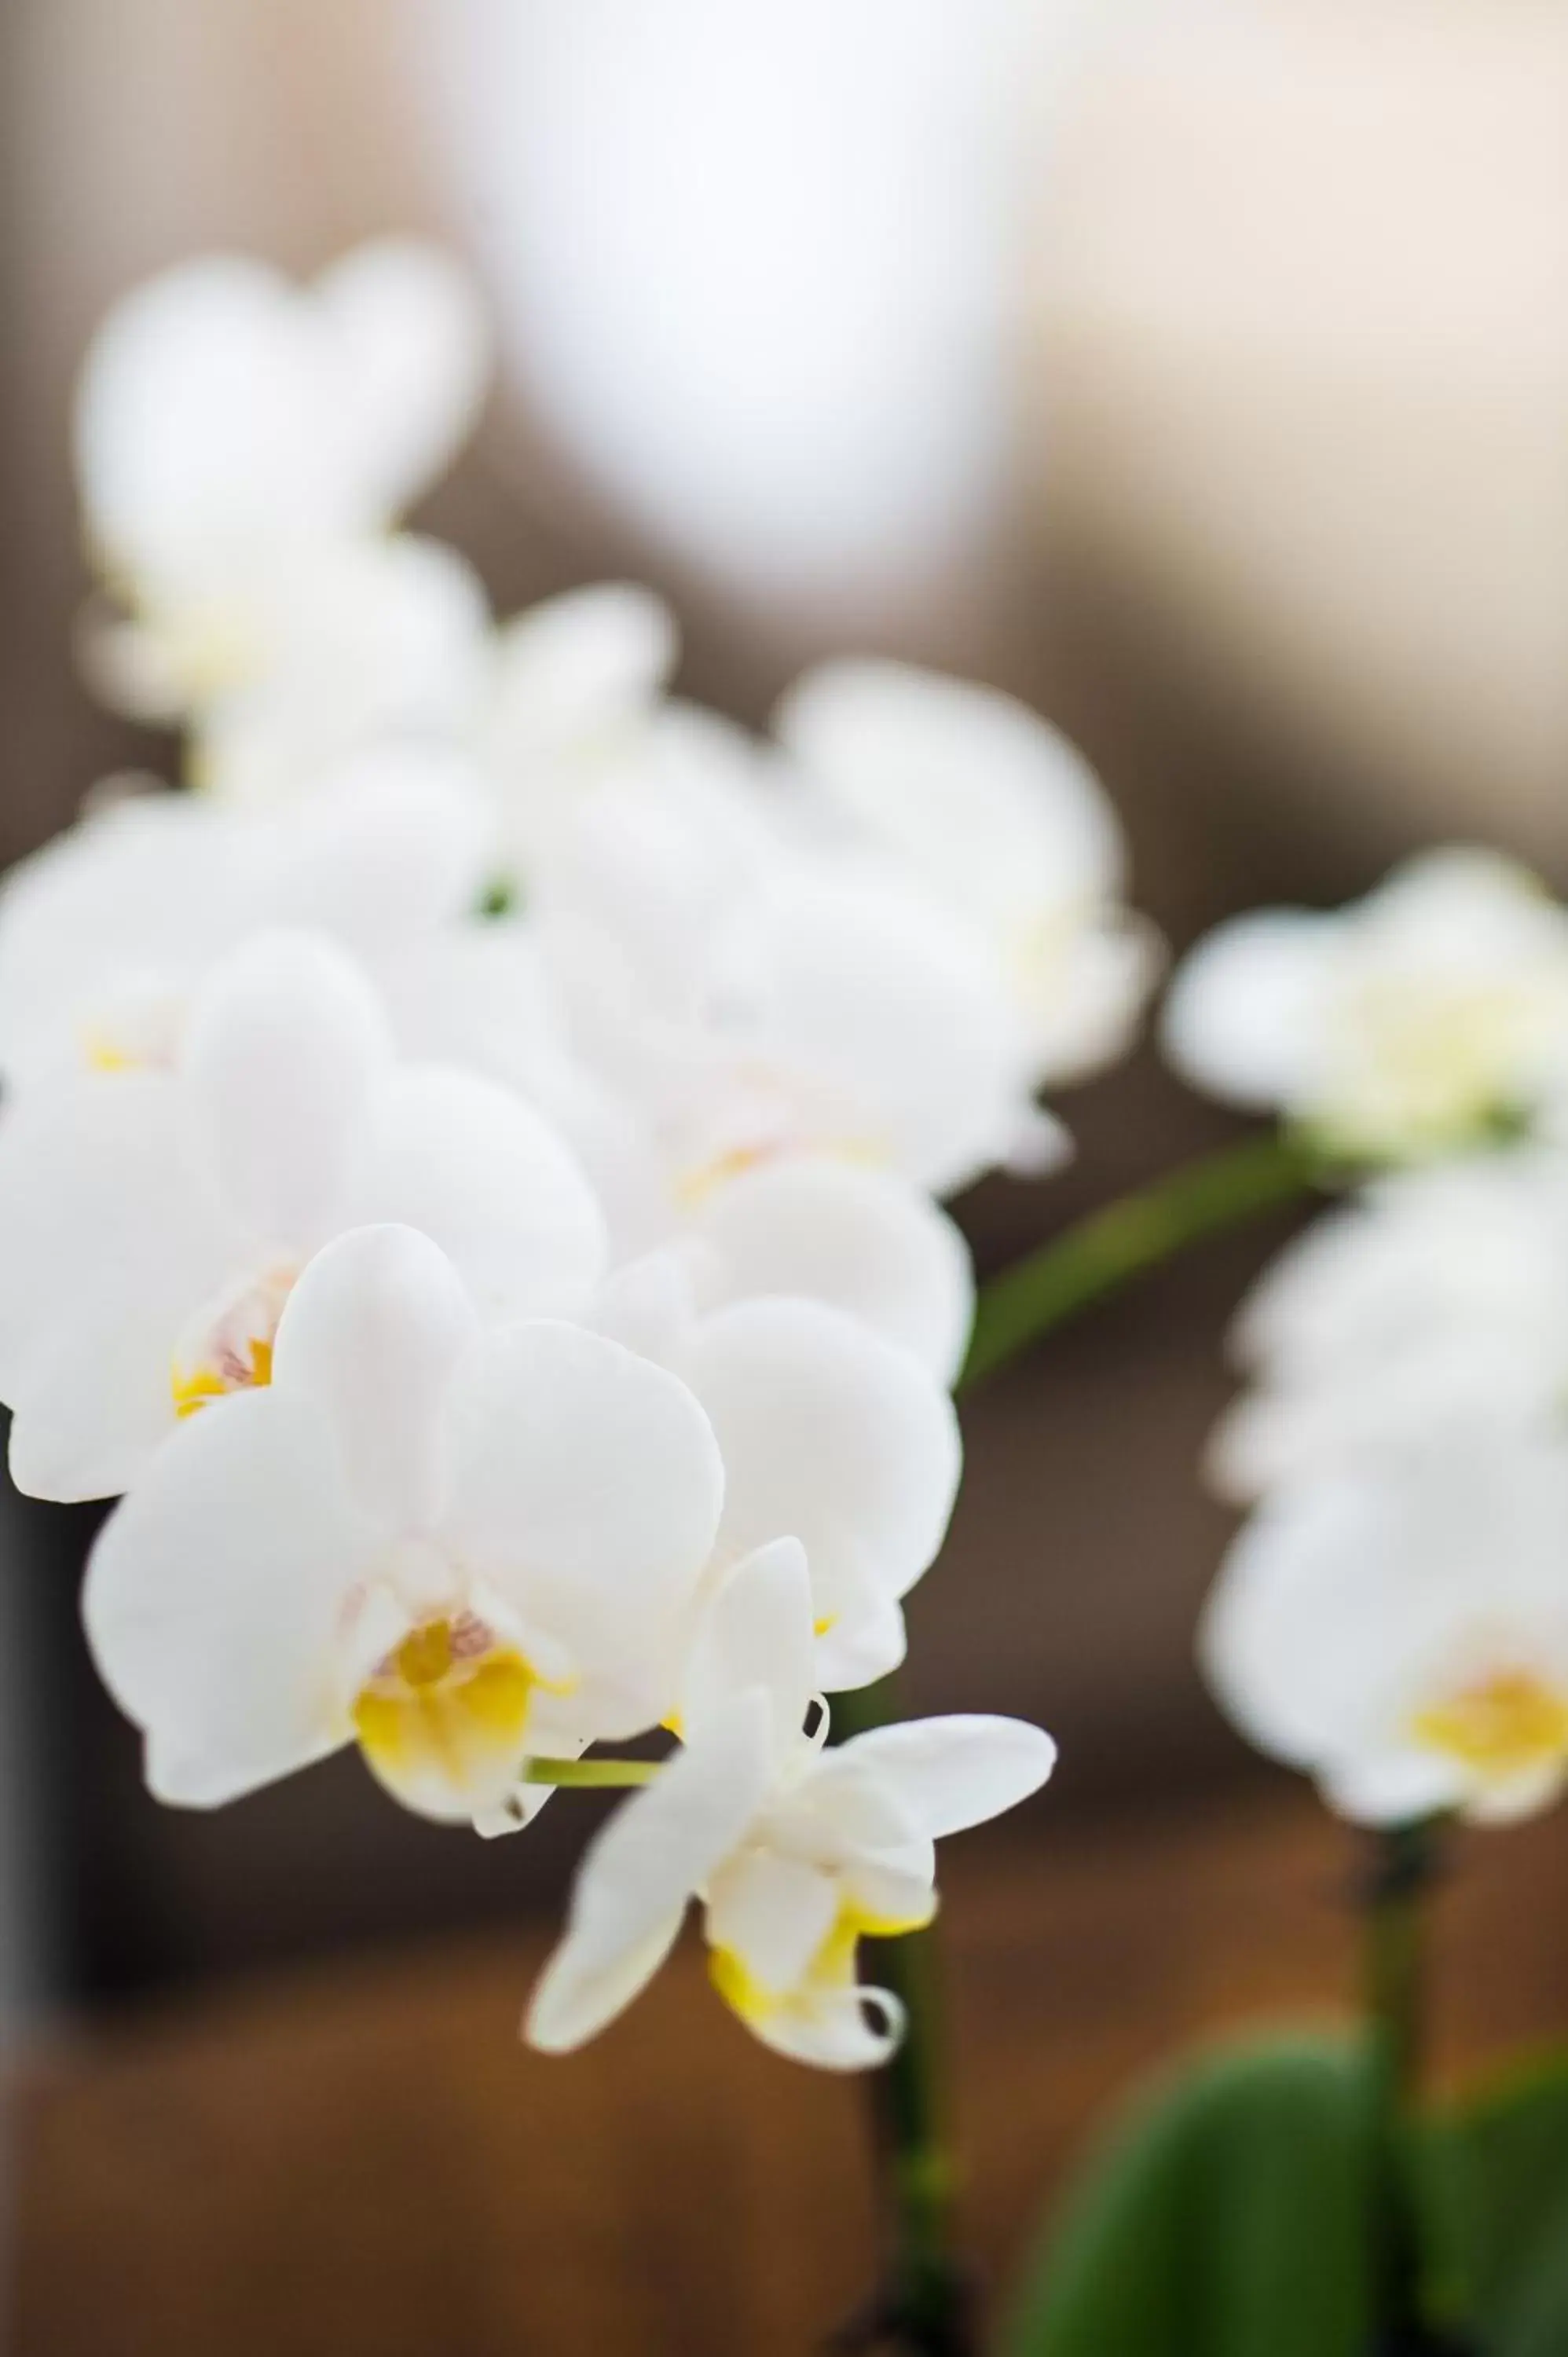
[1161,910,1333,1108]
[270,1224,478,1532]
[682,1538,815,1760]
[313,240,489,519]
[181,931,390,1247]
[836,1715,1057,1839]
[705,1849,839,1997]
[688,1156,974,1384]
[83,1387,377,1805]
[338,1067,606,1323]
[526,1692,773,2052]
[676,1298,961,1628]
[0,1075,244,1499]
[441,1321,724,1721]
[777,658,1127,920]
[742,1982,906,2073]
[488,581,676,776]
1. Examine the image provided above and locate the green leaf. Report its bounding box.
[1003,2036,1568,2357]
[1424,2048,1568,2357]
[1001,2034,1373,2357]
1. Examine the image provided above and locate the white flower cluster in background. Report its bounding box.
[0,242,1159,2065]
[1168,857,1568,1830]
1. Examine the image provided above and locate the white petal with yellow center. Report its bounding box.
[171,1263,295,1419]
[1411,1670,1568,1787]
[352,1612,555,1823]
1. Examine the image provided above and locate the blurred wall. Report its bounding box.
[1029,0,1568,870]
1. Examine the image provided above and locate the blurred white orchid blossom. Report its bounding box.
[776,658,1162,1093]
[477,580,680,875]
[0,931,605,1500]
[1208,1147,1568,1501]
[1201,1439,1568,1827]
[528,1538,1055,2068]
[0,745,493,1093]
[76,241,492,780]
[202,566,684,841]
[84,1224,723,1822]
[530,721,1065,1202]
[1163,849,1568,1164]
[179,535,491,806]
[79,244,489,592]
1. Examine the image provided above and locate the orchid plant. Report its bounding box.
[11,239,1568,2356]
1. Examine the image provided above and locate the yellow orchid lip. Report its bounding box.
[170,1265,295,1420]
[80,1028,141,1075]
[709,1894,932,2030]
[171,1334,274,1420]
[352,1613,576,1814]
[1411,1670,1568,1783]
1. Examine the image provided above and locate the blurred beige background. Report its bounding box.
[0,0,1564,2010]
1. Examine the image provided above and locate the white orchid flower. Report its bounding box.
[1201,1439,1568,1827]
[185,534,490,807]
[1209,1150,1568,1500]
[691,860,1063,1197]
[478,581,680,878]
[76,241,489,743]
[1163,849,1568,1164]
[536,756,1062,1202]
[775,659,1161,1089]
[79,243,489,589]
[0,745,493,1094]
[528,1538,1055,2069]
[83,1223,723,1822]
[0,929,605,1501]
[592,1263,963,1692]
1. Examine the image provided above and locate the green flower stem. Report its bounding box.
[828,1127,1320,2351]
[1362,1820,1462,2357]
[830,1677,975,2357]
[959,1129,1320,1392]
[522,1756,661,1788]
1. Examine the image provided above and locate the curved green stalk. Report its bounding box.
[960,1129,1319,1392]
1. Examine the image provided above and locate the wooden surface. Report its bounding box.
[11,1789,1568,2356]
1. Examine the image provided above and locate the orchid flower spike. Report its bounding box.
[84,1223,724,1821]
[0,929,605,1500]
[1162,849,1568,1164]
[775,658,1162,1094]
[592,1260,964,1691]
[1202,1436,1568,1827]
[528,1538,1055,2068]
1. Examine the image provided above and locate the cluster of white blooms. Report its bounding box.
[1168,855,1568,1830]
[0,242,1163,2066]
